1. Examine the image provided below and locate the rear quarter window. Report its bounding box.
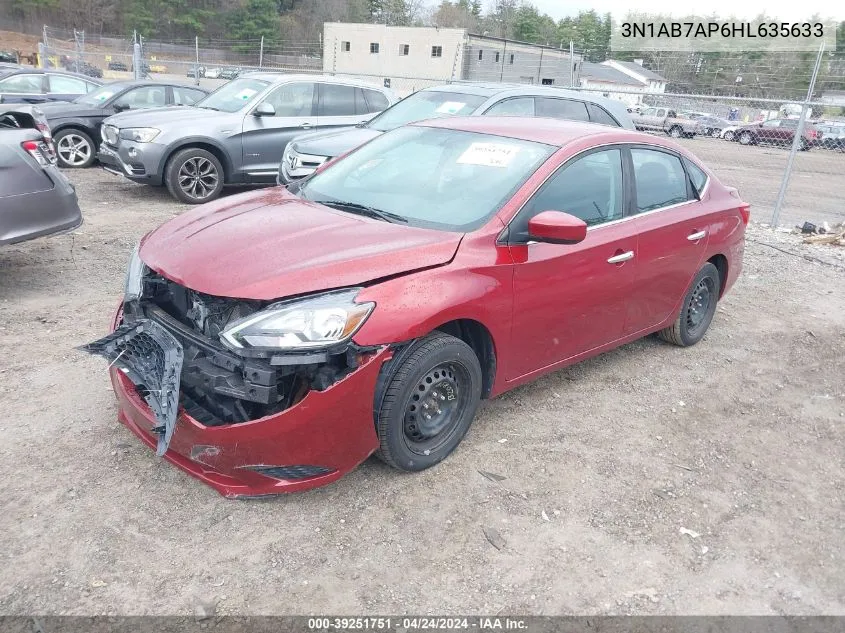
[587,103,620,127]
[683,158,709,196]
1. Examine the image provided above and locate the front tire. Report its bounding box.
[659,263,721,347]
[375,332,482,472]
[723,130,735,141]
[164,147,224,204]
[738,131,754,145]
[54,128,95,168]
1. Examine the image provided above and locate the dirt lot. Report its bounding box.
[1,151,844,616]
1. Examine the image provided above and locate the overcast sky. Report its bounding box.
[517,0,845,22]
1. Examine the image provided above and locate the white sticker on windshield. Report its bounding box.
[435,101,467,115]
[235,89,258,100]
[456,142,521,168]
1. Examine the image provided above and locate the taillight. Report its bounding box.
[21,140,55,167]
[738,203,751,225]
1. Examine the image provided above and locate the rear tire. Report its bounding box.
[164,147,224,204]
[375,332,482,472]
[658,263,721,347]
[738,131,754,145]
[668,126,683,138]
[723,130,735,141]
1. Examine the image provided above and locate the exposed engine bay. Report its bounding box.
[109,270,366,428]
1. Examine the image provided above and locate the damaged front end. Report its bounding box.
[83,256,379,457]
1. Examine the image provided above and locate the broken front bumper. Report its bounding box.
[96,311,390,498]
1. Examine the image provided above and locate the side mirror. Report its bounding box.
[527,211,587,245]
[113,103,129,112]
[253,102,275,117]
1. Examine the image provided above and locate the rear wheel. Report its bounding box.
[668,125,683,138]
[738,131,754,145]
[659,263,721,347]
[165,147,224,204]
[375,332,482,472]
[723,130,735,141]
[54,128,95,168]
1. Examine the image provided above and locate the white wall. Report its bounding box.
[578,79,642,107]
[323,23,466,82]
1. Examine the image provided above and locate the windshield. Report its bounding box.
[75,82,130,105]
[299,125,553,232]
[366,91,487,132]
[194,77,269,112]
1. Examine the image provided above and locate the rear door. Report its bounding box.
[622,146,709,335]
[240,81,316,182]
[0,73,47,103]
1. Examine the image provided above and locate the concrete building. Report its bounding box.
[322,23,580,94]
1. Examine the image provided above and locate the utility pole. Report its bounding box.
[259,36,264,68]
[194,36,200,85]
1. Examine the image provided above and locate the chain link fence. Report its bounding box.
[33,25,845,229]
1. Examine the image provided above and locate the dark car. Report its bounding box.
[732,118,819,150]
[40,80,209,168]
[278,83,634,184]
[218,67,242,80]
[108,61,129,72]
[0,50,17,64]
[0,104,82,246]
[84,118,748,497]
[0,68,102,104]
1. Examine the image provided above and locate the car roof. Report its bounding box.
[239,72,388,91]
[1,68,98,81]
[415,115,666,148]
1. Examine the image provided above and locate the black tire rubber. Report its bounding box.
[799,139,810,151]
[738,131,754,145]
[668,126,683,138]
[164,147,224,204]
[723,130,735,141]
[54,128,96,168]
[658,263,721,347]
[375,332,482,472]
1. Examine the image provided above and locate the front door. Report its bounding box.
[507,147,638,380]
[623,147,709,334]
[240,81,317,182]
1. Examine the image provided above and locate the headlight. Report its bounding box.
[220,288,375,352]
[119,127,160,143]
[124,243,146,302]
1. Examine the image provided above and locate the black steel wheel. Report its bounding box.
[375,332,482,471]
[659,263,721,347]
[165,147,224,204]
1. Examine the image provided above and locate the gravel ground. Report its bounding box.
[0,165,843,617]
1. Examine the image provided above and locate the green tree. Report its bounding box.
[228,0,279,50]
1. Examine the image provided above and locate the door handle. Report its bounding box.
[607,251,634,264]
[687,230,707,241]
[300,123,313,129]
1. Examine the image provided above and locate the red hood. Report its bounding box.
[139,188,462,300]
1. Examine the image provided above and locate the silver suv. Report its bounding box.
[97,73,395,203]
[278,83,635,184]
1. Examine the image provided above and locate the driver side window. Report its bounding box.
[260,82,315,117]
[511,148,624,241]
[113,85,166,109]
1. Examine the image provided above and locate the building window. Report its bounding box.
[509,54,515,64]
[341,41,350,52]
[495,52,500,62]
[399,44,409,56]
[478,49,483,61]
[370,42,379,54]
[431,46,442,58]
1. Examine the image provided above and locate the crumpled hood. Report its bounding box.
[140,188,462,300]
[290,127,383,158]
[103,106,221,128]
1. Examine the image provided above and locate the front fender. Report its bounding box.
[52,119,100,142]
[157,136,234,181]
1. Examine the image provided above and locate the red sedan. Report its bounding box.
[85,117,748,498]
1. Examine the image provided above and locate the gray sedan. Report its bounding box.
[1,105,82,246]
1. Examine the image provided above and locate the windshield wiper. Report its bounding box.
[312,200,407,224]
[196,105,220,111]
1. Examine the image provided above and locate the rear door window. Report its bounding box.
[48,74,88,94]
[631,148,691,213]
[317,83,357,116]
[535,98,589,122]
[484,97,535,116]
[587,103,620,127]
